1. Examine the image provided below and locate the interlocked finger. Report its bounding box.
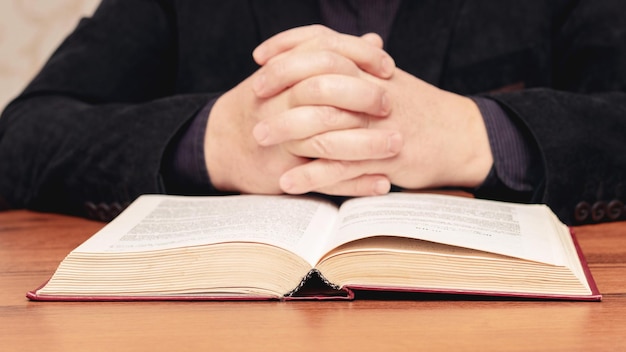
[312,174,392,196]
[253,25,395,79]
[253,50,362,98]
[283,129,403,160]
[289,74,391,117]
[253,105,370,146]
[279,159,390,195]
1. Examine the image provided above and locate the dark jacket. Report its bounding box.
[1,0,625,224]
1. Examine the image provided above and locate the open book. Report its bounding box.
[27,193,601,301]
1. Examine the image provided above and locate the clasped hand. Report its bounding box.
[205,25,492,196]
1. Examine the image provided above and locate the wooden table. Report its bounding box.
[1,210,625,351]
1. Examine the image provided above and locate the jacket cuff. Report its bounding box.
[471,96,543,202]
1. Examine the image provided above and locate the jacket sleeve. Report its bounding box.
[0,0,214,220]
[484,0,626,225]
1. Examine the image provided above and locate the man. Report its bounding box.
[0,0,625,225]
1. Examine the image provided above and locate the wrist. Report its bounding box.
[204,93,239,192]
[449,96,494,188]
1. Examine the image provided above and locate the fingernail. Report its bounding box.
[252,45,266,63]
[253,122,269,144]
[374,179,391,195]
[252,74,266,95]
[280,175,294,192]
[387,132,402,154]
[380,93,391,115]
[381,56,395,77]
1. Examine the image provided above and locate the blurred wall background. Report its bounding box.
[0,0,100,111]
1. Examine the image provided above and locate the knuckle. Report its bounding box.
[351,178,369,195]
[311,135,333,157]
[331,160,350,176]
[324,160,350,181]
[318,33,343,52]
[367,137,379,156]
[303,77,325,100]
[299,167,316,188]
[309,24,329,35]
[268,59,288,78]
[316,106,340,127]
[317,52,339,72]
[364,113,373,129]
[370,135,387,156]
[275,114,291,134]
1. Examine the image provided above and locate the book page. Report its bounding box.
[74,195,338,266]
[323,193,567,265]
